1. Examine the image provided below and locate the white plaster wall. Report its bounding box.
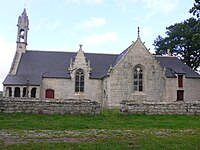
[184,77,200,101]
[40,77,103,104]
[166,76,200,102]
[165,78,177,101]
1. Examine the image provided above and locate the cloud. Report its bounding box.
[0,36,15,91]
[116,0,179,15]
[46,20,62,30]
[141,26,153,38]
[20,0,46,7]
[35,19,62,31]
[142,0,179,14]
[69,17,106,31]
[67,0,104,5]
[115,0,127,13]
[79,32,118,46]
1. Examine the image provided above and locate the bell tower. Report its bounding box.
[9,9,29,75]
[16,8,29,52]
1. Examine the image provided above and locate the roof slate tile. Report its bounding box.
[3,51,200,85]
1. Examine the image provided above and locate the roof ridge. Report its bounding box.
[85,52,119,56]
[27,50,119,56]
[27,50,75,53]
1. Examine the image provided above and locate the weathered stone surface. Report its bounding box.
[120,101,200,115]
[107,38,166,107]
[0,98,100,115]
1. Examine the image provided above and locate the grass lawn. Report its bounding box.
[0,109,200,149]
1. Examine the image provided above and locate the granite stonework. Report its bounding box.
[0,98,100,114]
[3,9,200,109]
[120,101,200,115]
[107,38,166,107]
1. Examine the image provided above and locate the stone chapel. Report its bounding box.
[2,9,200,107]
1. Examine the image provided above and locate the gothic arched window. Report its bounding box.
[75,69,84,92]
[133,67,143,92]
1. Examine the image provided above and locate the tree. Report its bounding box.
[190,0,200,18]
[153,18,200,70]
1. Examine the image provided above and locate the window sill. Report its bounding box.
[74,92,85,96]
[132,91,146,95]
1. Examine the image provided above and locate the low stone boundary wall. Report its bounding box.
[0,98,100,114]
[120,101,200,115]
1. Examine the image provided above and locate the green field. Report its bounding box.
[0,109,200,149]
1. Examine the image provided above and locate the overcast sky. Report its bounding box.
[0,0,194,91]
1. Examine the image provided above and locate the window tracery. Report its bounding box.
[133,67,143,92]
[75,69,84,92]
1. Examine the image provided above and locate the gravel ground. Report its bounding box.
[0,130,82,146]
[0,129,197,146]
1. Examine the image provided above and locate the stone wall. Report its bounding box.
[0,91,2,98]
[0,98,100,114]
[120,101,200,115]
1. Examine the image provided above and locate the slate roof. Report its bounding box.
[154,56,200,78]
[113,44,132,67]
[3,50,200,86]
[3,50,118,85]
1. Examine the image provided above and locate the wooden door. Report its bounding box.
[45,89,54,99]
[177,90,184,101]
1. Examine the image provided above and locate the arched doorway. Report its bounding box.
[6,87,12,97]
[31,88,37,98]
[14,87,20,97]
[23,87,27,97]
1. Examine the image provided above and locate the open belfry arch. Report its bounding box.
[10,9,29,76]
[2,9,200,107]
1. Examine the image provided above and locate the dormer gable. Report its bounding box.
[68,45,92,78]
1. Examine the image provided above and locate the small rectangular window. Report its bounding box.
[134,81,138,85]
[139,74,143,79]
[178,75,183,87]
[80,82,84,86]
[80,87,84,92]
[75,87,79,92]
[134,74,137,79]
[134,86,137,91]
[139,86,143,91]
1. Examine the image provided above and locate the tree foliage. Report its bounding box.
[189,0,200,18]
[153,18,200,70]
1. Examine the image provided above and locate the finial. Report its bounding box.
[137,26,140,38]
[79,44,83,51]
[22,8,27,16]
